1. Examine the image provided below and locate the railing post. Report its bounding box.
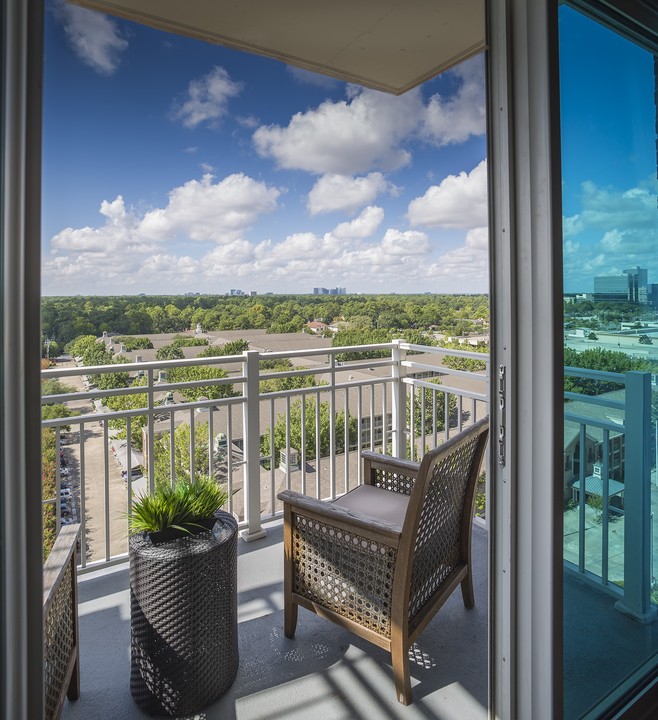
[616,371,656,622]
[241,350,266,541]
[146,368,155,494]
[391,340,407,459]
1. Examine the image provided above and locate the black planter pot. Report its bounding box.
[129,511,238,716]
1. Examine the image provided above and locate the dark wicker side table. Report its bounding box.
[129,511,238,716]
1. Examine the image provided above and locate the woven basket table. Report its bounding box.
[129,511,238,716]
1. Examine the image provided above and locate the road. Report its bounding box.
[59,362,130,563]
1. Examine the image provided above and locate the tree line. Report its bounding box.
[41,293,489,353]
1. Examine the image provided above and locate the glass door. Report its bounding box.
[559,4,658,717]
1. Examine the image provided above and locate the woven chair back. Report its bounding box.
[402,417,489,623]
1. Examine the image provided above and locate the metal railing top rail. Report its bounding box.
[563,391,625,410]
[399,341,490,361]
[40,373,245,406]
[402,360,488,382]
[258,377,393,402]
[42,352,245,377]
[563,412,625,434]
[41,394,246,428]
[42,340,490,382]
[246,341,397,360]
[564,365,624,383]
[41,342,491,404]
[402,375,487,402]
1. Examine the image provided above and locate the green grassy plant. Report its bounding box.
[128,477,228,535]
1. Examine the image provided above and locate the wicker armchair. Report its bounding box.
[278,416,489,704]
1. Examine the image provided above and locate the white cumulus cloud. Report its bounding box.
[575,179,658,232]
[51,196,154,254]
[422,55,486,146]
[171,66,243,129]
[253,86,422,175]
[307,173,390,215]
[139,173,280,243]
[425,227,489,291]
[56,1,128,75]
[407,160,488,229]
[332,206,384,239]
[46,172,283,291]
[381,228,429,256]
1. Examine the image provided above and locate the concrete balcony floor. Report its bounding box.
[62,522,489,720]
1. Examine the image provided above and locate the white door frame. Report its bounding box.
[1,2,45,719]
[487,0,564,717]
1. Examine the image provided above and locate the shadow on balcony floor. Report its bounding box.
[62,522,488,720]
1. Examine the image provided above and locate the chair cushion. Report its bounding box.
[332,484,410,527]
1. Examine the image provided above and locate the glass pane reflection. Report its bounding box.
[560,5,658,718]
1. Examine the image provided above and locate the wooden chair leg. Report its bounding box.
[284,599,298,638]
[391,640,412,705]
[460,566,475,609]
[67,654,80,701]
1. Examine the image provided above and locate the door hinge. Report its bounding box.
[498,364,506,467]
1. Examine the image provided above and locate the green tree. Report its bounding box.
[198,339,249,357]
[114,336,153,350]
[152,423,213,491]
[94,356,131,391]
[166,365,236,401]
[333,329,393,360]
[437,339,488,371]
[41,378,76,399]
[105,379,148,450]
[67,334,102,359]
[259,359,318,393]
[41,403,79,431]
[261,398,358,467]
[563,347,655,395]
[407,380,457,436]
[156,344,185,361]
[42,429,57,561]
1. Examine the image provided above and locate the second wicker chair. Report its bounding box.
[277,416,489,705]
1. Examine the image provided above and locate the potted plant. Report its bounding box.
[128,476,229,543]
[128,477,239,716]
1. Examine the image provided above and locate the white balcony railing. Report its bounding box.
[41,340,489,573]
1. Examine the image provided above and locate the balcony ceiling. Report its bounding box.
[71,0,486,94]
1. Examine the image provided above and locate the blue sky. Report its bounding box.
[41,1,488,296]
[559,6,658,294]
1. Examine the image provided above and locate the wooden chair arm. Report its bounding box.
[361,451,421,476]
[278,490,402,546]
[361,451,420,495]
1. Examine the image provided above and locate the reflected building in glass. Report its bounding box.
[593,266,648,303]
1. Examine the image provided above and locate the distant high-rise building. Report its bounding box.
[313,286,345,295]
[624,266,648,303]
[593,266,649,303]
